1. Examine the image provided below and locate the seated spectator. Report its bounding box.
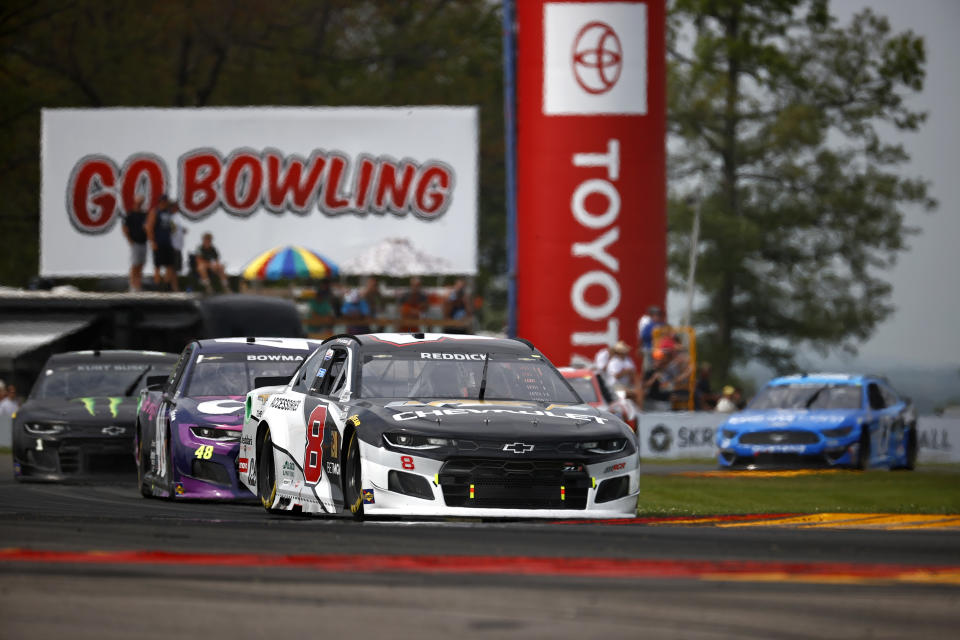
[0,385,20,417]
[443,278,471,334]
[694,362,717,410]
[196,232,231,293]
[643,337,693,409]
[715,386,738,413]
[308,279,341,334]
[398,277,429,332]
[341,288,371,334]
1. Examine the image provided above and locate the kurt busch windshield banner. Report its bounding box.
[515,0,666,365]
[41,107,478,276]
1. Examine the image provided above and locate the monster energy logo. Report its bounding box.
[75,397,124,417]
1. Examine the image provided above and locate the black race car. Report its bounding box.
[12,350,179,481]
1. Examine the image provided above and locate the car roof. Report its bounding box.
[193,337,322,354]
[350,333,538,357]
[47,349,179,365]
[767,372,872,386]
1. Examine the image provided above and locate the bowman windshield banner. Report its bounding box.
[41,107,478,276]
[515,0,666,366]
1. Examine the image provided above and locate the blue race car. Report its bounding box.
[716,373,917,470]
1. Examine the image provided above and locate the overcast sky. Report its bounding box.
[671,0,960,370]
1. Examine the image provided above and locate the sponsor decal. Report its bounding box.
[76,398,96,416]
[391,407,608,424]
[648,425,672,453]
[603,462,626,473]
[65,150,455,234]
[325,461,340,475]
[323,352,333,360]
[420,352,488,360]
[196,399,245,415]
[240,435,254,446]
[246,354,304,361]
[101,426,125,436]
[247,459,257,485]
[362,489,375,504]
[238,458,249,473]
[748,444,808,454]
[282,460,295,478]
[502,442,535,454]
[347,414,361,428]
[329,430,340,459]
[317,368,328,378]
[270,396,301,412]
[175,483,184,496]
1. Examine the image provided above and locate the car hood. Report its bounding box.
[175,396,246,427]
[723,409,861,430]
[16,396,139,426]
[356,399,632,441]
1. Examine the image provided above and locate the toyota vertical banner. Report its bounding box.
[515,0,666,365]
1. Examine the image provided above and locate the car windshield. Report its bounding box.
[749,383,862,410]
[186,352,304,396]
[30,362,169,399]
[359,352,580,403]
[566,376,599,403]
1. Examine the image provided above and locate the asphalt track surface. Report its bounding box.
[2,454,959,640]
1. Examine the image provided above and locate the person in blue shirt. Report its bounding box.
[341,288,371,334]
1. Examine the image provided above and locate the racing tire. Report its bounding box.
[899,428,918,471]
[855,429,870,471]
[258,426,279,512]
[344,430,364,521]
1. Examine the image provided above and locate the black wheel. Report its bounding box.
[344,430,364,520]
[258,426,279,512]
[136,425,150,498]
[901,427,918,471]
[855,429,870,470]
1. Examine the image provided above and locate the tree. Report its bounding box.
[667,0,936,380]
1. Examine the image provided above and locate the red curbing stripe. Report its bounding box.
[0,548,958,583]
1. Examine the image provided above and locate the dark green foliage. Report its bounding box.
[0,0,505,303]
[668,0,935,379]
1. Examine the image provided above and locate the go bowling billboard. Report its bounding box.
[40,107,478,276]
[515,0,666,365]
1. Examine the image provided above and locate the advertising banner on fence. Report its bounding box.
[41,107,478,276]
[637,413,960,464]
[515,0,666,366]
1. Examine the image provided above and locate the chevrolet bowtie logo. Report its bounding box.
[101,426,125,436]
[502,442,534,454]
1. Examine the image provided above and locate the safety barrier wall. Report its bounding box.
[637,412,960,464]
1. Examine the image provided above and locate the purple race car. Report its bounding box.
[135,337,321,500]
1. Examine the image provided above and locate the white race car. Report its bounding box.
[238,333,640,519]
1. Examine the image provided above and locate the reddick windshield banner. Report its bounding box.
[41,107,478,276]
[515,0,666,365]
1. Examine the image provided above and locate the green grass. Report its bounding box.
[638,469,960,516]
[0,447,9,455]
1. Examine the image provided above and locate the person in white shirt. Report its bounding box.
[601,341,641,401]
[715,385,738,413]
[0,385,20,416]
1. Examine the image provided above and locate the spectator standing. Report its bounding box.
[360,276,384,331]
[341,288,371,334]
[196,232,231,293]
[398,277,429,332]
[145,194,180,292]
[0,385,20,416]
[694,362,717,410]
[121,195,149,291]
[601,341,641,400]
[443,278,471,334]
[637,305,666,370]
[643,337,693,409]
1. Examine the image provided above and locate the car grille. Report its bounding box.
[191,459,232,486]
[739,430,819,445]
[438,458,590,509]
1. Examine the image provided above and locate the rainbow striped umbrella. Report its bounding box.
[242,245,339,280]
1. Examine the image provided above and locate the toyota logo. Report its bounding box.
[102,426,125,436]
[571,21,622,95]
[502,442,534,454]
